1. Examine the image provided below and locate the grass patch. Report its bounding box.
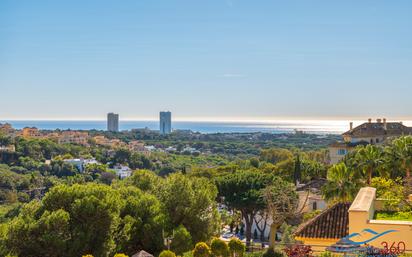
[374,211,412,221]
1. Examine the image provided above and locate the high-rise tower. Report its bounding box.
[159,111,172,135]
[107,113,119,132]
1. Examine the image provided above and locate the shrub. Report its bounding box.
[262,248,284,257]
[114,254,129,257]
[211,238,229,257]
[244,252,263,257]
[318,252,333,257]
[193,242,211,257]
[183,251,194,257]
[283,245,312,257]
[280,223,296,246]
[159,250,177,257]
[228,238,245,257]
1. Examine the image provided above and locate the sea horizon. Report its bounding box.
[3,119,411,135]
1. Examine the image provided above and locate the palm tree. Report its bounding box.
[322,163,362,203]
[391,136,412,180]
[354,144,383,185]
[390,136,412,192]
[381,145,403,179]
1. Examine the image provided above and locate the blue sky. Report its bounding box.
[1,0,411,120]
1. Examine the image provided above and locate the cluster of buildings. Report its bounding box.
[296,119,412,252]
[329,118,412,164]
[22,128,90,145]
[93,136,153,155]
[63,158,132,179]
[1,124,91,146]
[1,120,197,156]
[243,118,412,252]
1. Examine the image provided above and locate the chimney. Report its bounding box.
[368,118,372,123]
[350,122,353,130]
[377,118,382,123]
[383,118,387,130]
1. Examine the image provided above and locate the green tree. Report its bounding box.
[6,183,122,256]
[300,159,327,182]
[217,170,272,246]
[391,136,412,185]
[0,133,13,146]
[129,153,152,170]
[114,186,165,255]
[293,154,301,184]
[6,201,70,257]
[113,148,131,165]
[127,169,161,193]
[260,149,293,164]
[322,163,362,203]
[158,173,220,243]
[249,158,260,168]
[85,163,109,176]
[42,184,122,257]
[263,177,298,247]
[170,225,193,256]
[354,145,383,185]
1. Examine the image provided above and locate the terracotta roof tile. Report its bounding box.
[296,179,327,192]
[295,202,351,239]
[342,122,412,138]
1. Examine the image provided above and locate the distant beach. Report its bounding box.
[0,120,367,134]
[3,119,411,135]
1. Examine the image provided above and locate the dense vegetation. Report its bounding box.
[322,136,412,210]
[1,130,411,256]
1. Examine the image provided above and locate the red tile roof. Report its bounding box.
[295,202,351,239]
[342,122,412,138]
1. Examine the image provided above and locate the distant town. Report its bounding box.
[1,116,412,256]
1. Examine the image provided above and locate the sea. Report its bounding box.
[0,120,370,134]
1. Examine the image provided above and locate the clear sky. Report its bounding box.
[1,0,411,121]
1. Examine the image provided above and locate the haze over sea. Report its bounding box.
[3,119,412,135]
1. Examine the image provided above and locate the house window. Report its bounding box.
[370,139,374,144]
[312,202,317,210]
[337,149,347,155]
[376,138,380,143]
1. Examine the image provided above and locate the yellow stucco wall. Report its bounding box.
[296,187,412,253]
[349,208,412,252]
[349,187,412,253]
[328,146,344,165]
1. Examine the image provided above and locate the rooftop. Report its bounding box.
[343,120,412,138]
[295,202,351,239]
[296,178,327,192]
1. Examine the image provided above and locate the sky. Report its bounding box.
[1,0,412,121]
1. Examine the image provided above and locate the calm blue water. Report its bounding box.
[1,120,348,134]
